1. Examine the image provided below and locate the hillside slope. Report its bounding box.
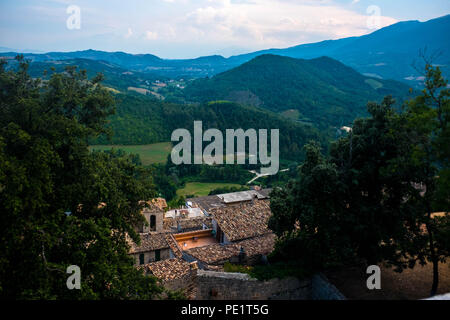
[22,58,165,91]
[230,14,450,84]
[184,55,412,127]
[93,94,323,162]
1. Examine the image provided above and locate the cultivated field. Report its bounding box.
[176,182,245,198]
[90,142,172,165]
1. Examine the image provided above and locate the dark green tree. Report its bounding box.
[270,86,449,296]
[401,62,450,296]
[0,57,164,299]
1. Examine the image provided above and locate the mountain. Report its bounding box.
[183,55,412,127]
[230,14,450,85]
[0,49,232,78]
[20,58,166,91]
[1,15,448,82]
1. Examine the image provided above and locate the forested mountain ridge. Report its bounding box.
[229,14,450,84]
[23,58,166,91]
[184,55,412,127]
[0,49,231,78]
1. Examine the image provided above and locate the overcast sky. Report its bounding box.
[0,0,449,58]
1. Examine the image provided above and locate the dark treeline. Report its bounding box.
[93,94,324,162]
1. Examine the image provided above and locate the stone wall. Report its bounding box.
[192,270,346,300]
[195,270,311,300]
[132,248,171,266]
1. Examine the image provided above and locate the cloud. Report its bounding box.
[125,28,133,38]
[175,0,397,48]
[1,0,400,58]
[145,30,158,40]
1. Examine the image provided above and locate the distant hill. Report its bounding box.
[15,58,166,91]
[184,55,412,127]
[230,14,450,85]
[1,15,448,82]
[0,49,231,78]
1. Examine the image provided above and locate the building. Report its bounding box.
[180,199,275,269]
[210,199,272,244]
[182,233,276,270]
[128,189,276,291]
[139,258,198,299]
[129,232,172,265]
[186,188,271,213]
[134,200,165,233]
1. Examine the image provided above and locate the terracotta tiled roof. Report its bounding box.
[186,195,226,212]
[185,243,241,265]
[186,189,271,212]
[238,232,276,256]
[152,198,168,210]
[129,232,170,254]
[138,199,165,213]
[210,199,272,242]
[165,233,183,258]
[163,217,175,230]
[177,217,213,232]
[184,233,276,265]
[164,216,213,233]
[140,258,192,281]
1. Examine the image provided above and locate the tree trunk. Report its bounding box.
[430,257,439,297]
[426,205,439,297]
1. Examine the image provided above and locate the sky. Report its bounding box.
[0,0,449,59]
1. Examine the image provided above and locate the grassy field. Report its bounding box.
[90,142,172,165]
[176,182,245,198]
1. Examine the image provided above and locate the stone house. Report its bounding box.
[182,233,276,270]
[209,198,272,245]
[180,199,276,269]
[129,232,172,265]
[139,258,198,299]
[186,189,272,214]
[129,191,277,292]
[134,200,165,233]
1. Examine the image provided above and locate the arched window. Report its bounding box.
[150,215,156,231]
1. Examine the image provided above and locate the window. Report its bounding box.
[150,215,156,231]
[155,249,161,262]
[139,253,144,265]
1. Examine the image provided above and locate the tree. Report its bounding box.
[270,97,417,265]
[402,62,450,296]
[0,56,164,299]
[270,87,449,296]
[268,141,351,272]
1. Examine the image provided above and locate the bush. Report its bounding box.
[223,261,309,281]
